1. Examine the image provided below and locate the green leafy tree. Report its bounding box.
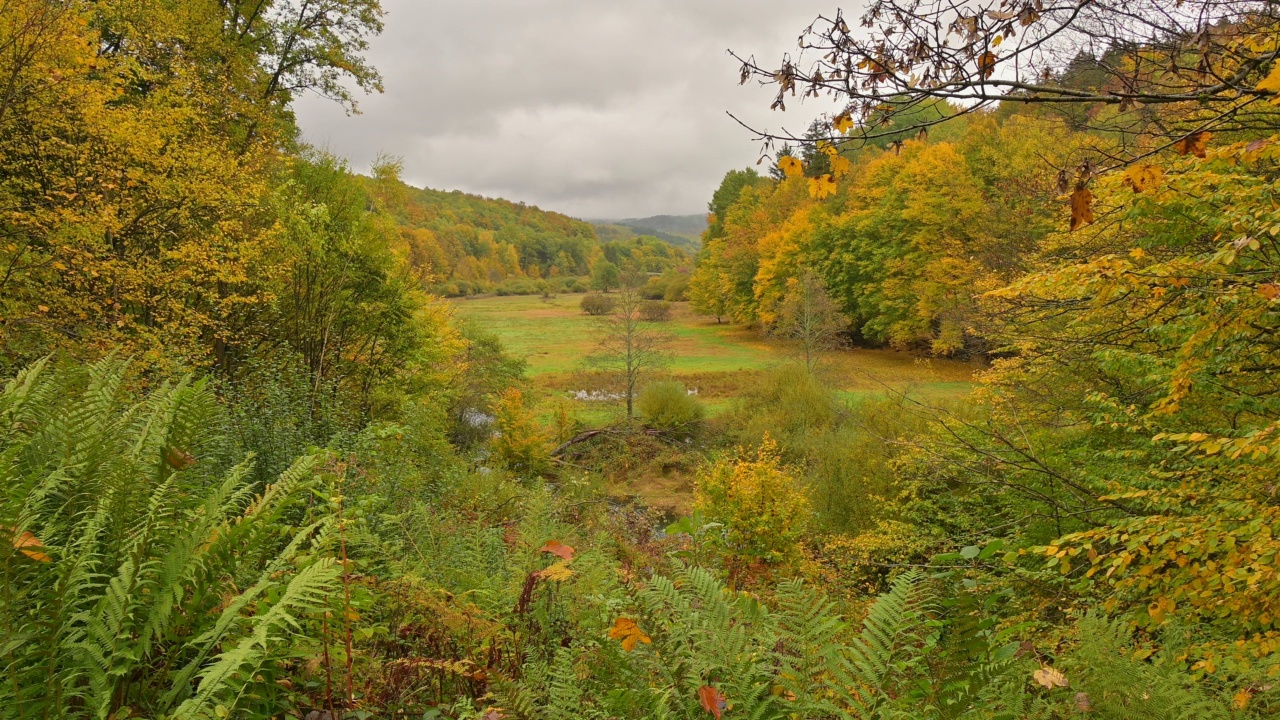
[590,260,621,292]
[705,169,765,241]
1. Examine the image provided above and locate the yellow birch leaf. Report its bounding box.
[1121,165,1164,193]
[608,617,651,651]
[1033,667,1068,689]
[1257,64,1280,94]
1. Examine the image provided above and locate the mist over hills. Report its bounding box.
[587,213,705,252]
[594,214,706,238]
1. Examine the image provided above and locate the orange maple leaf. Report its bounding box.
[608,617,651,652]
[698,685,726,719]
[539,539,575,561]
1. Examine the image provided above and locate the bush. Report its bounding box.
[663,274,689,301]
[642,277,668,299]
[639,300,673,321]
[495,278,540,296]
[490,388,551,477]
[637,381,705,434]
[694,436,808,564]
[729,363,837,445]
[580,293,616,315]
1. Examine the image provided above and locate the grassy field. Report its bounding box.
[452,293,980,513]
[451,294,978,411]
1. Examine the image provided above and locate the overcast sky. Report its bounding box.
[292,0,851,220]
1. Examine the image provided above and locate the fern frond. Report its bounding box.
[170,558,341,719]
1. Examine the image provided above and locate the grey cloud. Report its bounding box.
[294,0,855,218]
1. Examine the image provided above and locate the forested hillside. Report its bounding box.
[375,180,691,296]
[592,220,701,253]
[385,183,595,287]
[5,1,1280,719]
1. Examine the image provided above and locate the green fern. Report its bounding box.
[171,558,341,719]
[1068,614,1246,720]
[0,359,342,720]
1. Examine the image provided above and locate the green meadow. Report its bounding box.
[450,294,979,417]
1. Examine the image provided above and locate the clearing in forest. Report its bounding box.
[451,294,978,414]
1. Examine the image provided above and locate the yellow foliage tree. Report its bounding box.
[694,436,809,565]
[490,388,551,477]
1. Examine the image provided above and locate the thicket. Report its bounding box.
[636,381,705,436]
[638,300,673,322]
[579,294,617,316]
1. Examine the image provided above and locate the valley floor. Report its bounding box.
[451,293,977,402]
[451,293,979,513]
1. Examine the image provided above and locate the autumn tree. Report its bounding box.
[588,274,670,418]
[490,387,551,477]
[771,269,845,372]
[735,1,1280,155]
[687,260,730,323]
[0,0,387,373]
[705,169,767,241]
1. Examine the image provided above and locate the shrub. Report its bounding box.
[662,274,689,301]
[495,278,540,296]
[694,436,809,564]
[639,300,673,321]
[729,363,837,445]
[490,388,551,477]
[637,381,705,434]
[642,277,668,299]
[580,293,616,315]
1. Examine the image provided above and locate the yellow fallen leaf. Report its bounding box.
[1234,689,1252,710]
[1033,666,1068,689]
[6,526,51,562]
[539,539,575,561]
